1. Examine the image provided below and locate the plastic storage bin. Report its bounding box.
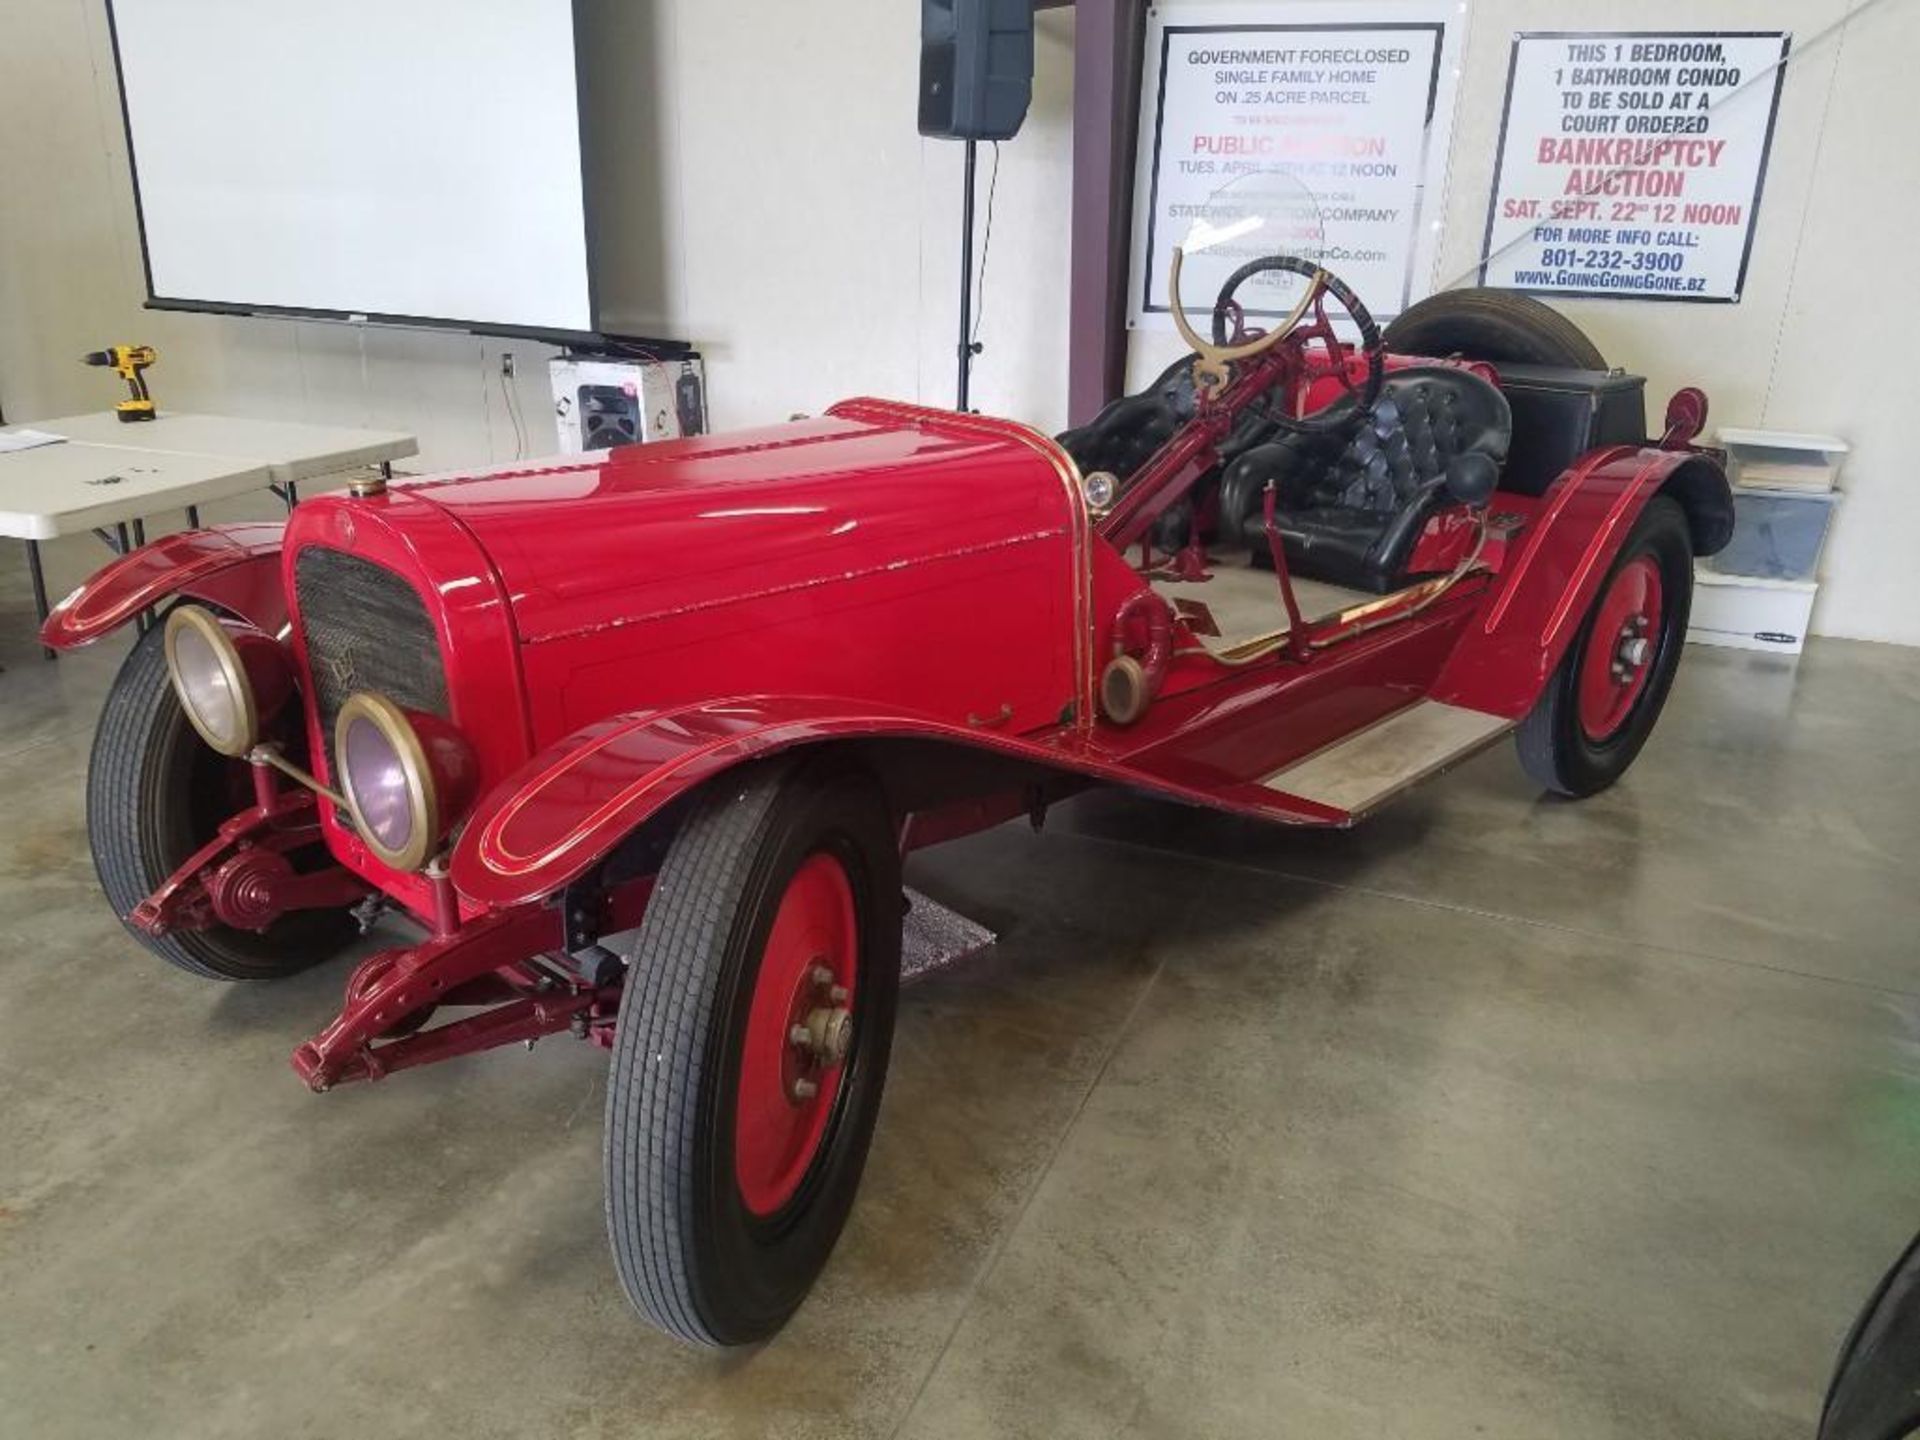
[1688,571,1817,655]
[1707,486,1840,581]
[1716,428,1849,492]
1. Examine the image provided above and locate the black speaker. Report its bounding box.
[919,0,1034,141]
[579,384,640,451]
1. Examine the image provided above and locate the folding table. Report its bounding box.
[1,413,417,658]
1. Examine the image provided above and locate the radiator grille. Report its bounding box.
[293,548,449,756]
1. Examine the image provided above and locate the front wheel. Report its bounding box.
[1516,495,1693,797]
[604,760,901,1346]
[88,619,357,980]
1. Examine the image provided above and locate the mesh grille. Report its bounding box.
[293,548,449,754]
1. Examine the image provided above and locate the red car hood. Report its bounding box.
[398,399,1081,645]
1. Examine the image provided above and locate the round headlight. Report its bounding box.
[163,606,291,758]
[334,693,479,873]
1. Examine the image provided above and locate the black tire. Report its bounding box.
[604,759,901,1346]
[1517,496,1693,798]
[87,620,356,981]
[1384,288,1607,370]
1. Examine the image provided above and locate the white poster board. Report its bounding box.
[1480,32,1791,302]
[1129,1,1466,331]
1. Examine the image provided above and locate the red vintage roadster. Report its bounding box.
[45,225,1731,1344]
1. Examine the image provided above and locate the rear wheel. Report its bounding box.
[1517,496,1693,797]
[1384,288,1606,369]
[88,620,355,980]
[604,760,901,1346]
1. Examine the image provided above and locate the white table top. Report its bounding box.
[0,442,273,540]
[33,411,418,484]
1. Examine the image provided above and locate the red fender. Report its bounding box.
[38,523,288,650]
[450,694,1343,909]
[1433,447,1731,717]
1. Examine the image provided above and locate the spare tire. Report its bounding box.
[1384,288,1606,370]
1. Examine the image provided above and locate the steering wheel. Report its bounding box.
[1171,251,1387,434]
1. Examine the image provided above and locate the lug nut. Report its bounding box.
[792,1077,819,1101]
[810,964,834,987]
[789,1024,811,1048]
[828,985,849,1004]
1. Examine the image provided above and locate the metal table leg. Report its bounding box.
[26,539,53,661]
[112,523,154,635]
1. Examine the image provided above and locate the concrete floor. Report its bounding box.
[1,536,1917,1439]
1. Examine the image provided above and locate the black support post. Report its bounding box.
[956,138,980,412]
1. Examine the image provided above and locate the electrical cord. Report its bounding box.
[499,361,528,460]
[970,140,1001,346]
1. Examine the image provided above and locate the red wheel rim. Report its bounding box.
[734,851,858,1218]
[1577,555,1664,742]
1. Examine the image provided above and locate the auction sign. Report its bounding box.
[1128,1,1465,329]
[1481,32,1791,301]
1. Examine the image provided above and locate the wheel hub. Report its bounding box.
[1578,555,1665,742]
[1610,617,1653,682]
[734,853,859,1217]
[791,999,854,1072]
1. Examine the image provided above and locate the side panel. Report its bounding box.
[517,530,1075,745]
[420,399,1094,747]
[1432,445,1702,717]
[38,523,287,648]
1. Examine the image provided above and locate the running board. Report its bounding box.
[1259,701,1514,820]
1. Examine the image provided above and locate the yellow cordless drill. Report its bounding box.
[82,344,158,422]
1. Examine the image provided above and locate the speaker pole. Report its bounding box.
[956,137,980,412]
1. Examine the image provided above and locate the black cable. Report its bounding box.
[970,141,1001,346]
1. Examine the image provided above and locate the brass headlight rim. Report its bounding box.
[163,605,260,758]
[334,691,439,875]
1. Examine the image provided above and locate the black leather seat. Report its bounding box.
[1218,366,1512,594]
[1056,356,1199,482]
[1056,357,1292,550]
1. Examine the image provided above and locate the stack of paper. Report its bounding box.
[0,429,68,454]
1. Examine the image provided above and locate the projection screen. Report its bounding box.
[108,0,595,335]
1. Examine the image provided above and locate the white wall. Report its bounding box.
[2,0,1914,645]
[0,0,1076,459]
[1128,0,1915,647]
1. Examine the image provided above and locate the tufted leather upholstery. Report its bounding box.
[1056,357,1294,553]
[1056,356,1200,482]
[1219,366,1512,593]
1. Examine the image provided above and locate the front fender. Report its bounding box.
[450,697,1072,909]
[1433,447,1731,718]
[451,691,1360,910]
[39,523,287,649]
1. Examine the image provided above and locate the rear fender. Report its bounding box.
[1433,447,1731,717]
[39,523,287,649]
